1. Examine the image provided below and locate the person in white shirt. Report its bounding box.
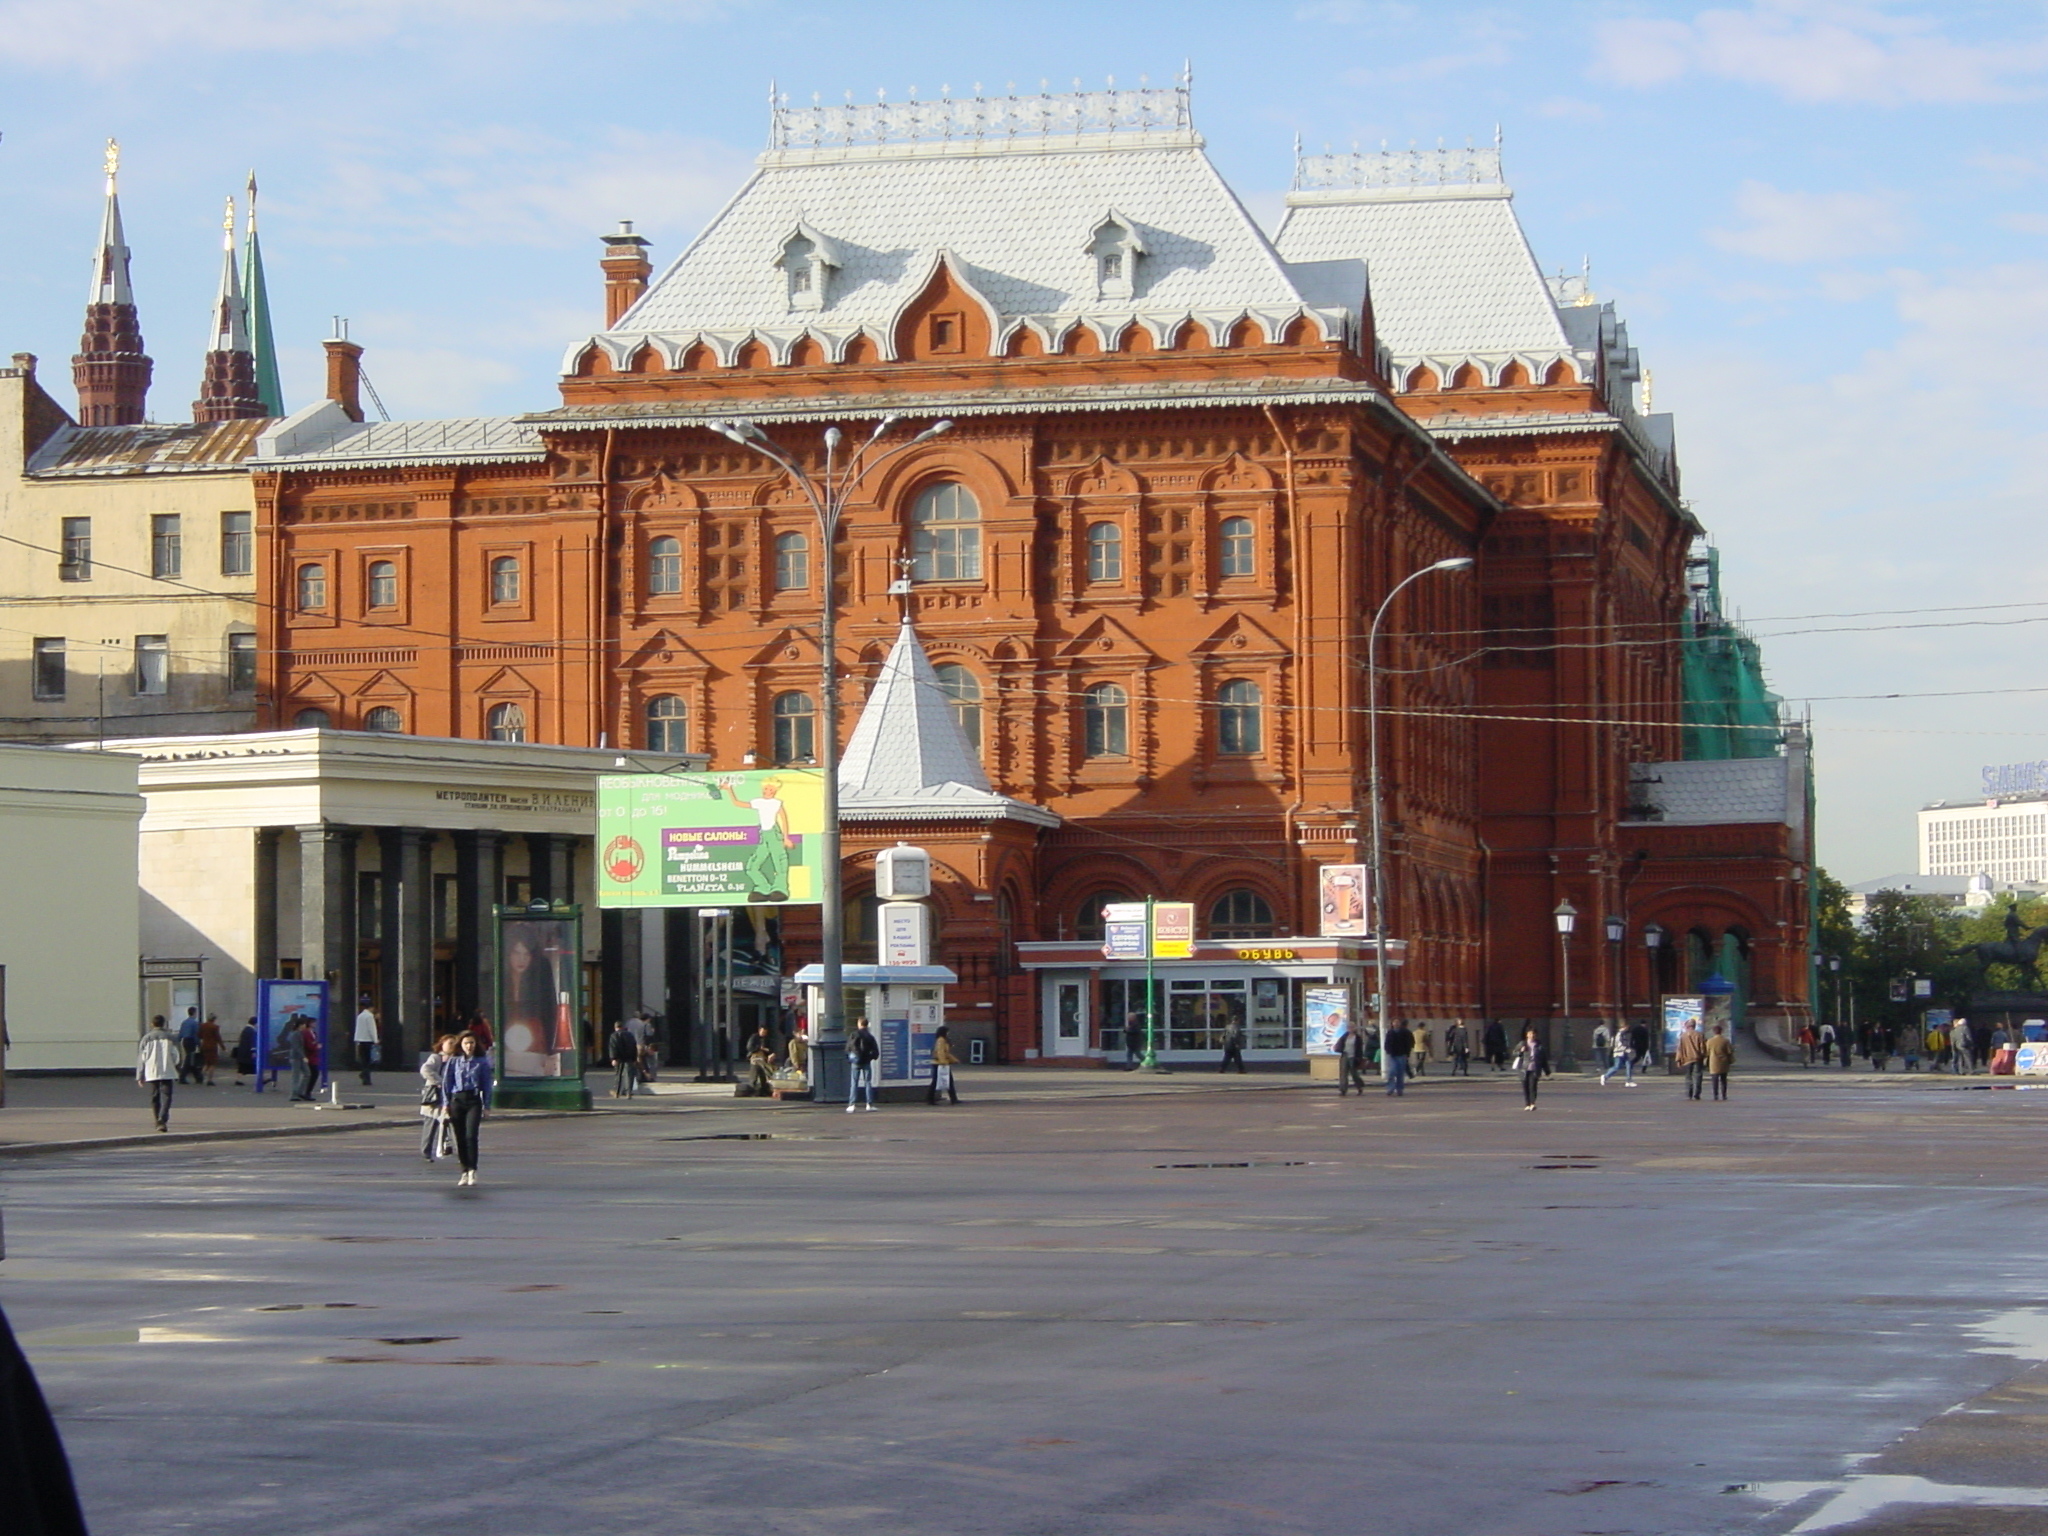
[136,1016,181,1131]
[353,1004,381,1086]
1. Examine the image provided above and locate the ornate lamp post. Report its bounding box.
[705,415,952,1104]
[1553,898,1578,1072]
[1643,923,1666,1068]
[1366,555,1475,1053]
[1604,912,1625,1057]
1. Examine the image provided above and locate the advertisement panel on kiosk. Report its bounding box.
[254,979,329,1094]
[596,769,825,909]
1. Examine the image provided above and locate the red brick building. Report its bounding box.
[254,85,1811,1064]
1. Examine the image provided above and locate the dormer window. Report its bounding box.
[1087,212,1145,302]
[777,222,840,313]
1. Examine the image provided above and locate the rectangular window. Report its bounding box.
[59,517,91,581]
[226,632,257,693]
[32,638,65,701]
[151,515,182,579]
[134,634,169,696]
[220,511,252,576]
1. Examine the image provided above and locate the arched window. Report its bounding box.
[1076,890,1133,941]
[293,706,331,728]
[774,531,810,591]
[296,563,327,611]
[1209,888,1276,939]
[487,702,528,743]
[1086,522,1123,583]
[910,482,981,581]
[645,694,688,753]
[366,560,398,609]
[648,536,682,595]
[933,663,982,750]
[489,555,522,606]
[1217,679,1263,755]
[1219,517,1255,577]
[363,706,404,733]
[1082,683,1128,758]
[772,691,816,764]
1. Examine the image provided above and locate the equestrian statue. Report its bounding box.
[1954,902,2048,971]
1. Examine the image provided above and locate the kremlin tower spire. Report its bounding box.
[193,194,265,423]
[72,138,153,426]
[241,171,283,416]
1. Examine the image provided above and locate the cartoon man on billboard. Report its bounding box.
[722,775,791,901]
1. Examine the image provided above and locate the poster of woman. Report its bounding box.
[500,918,573,1077]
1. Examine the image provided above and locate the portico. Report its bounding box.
[105,728,701,1061]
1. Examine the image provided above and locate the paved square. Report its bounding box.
[6,1069,2047,1535]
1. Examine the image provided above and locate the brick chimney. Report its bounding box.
[323,330,364,423]
[601,220,652,327]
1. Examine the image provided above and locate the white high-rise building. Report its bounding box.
[1921,784,2048,885]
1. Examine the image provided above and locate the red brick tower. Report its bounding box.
[193,195,266,423]
[72,139,153,426]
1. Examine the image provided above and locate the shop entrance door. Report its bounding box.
[1049,979,1089,1057]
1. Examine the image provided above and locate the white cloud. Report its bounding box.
[282,126,752,251]
[1709,180,1911,262]
[1591,2,2048,105]
[1665,257,2048,876]
[0,0,734,71]
[1538,96,1606,121]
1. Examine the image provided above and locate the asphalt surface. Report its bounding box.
[5,1068,2048,1535]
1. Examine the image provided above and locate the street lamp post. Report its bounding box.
[705,414,953,1105]
[1553,898,1578,1072]
[1366,555,1475,1058]
[1604,913,1625,1060]
[1643,922,1666,1066]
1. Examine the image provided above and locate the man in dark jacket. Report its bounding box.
[608,1021,640,1098]
[1336,1020,1370,1096]
[847,1020,881,1112]
[1482,1019,1509,1071]
[1382,1023,1415,1097]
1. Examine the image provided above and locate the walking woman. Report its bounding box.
[419,1035,456,1162]
[197,1013,223,1087]
[442,1032,494,1186]
[1513,1027,1548,1111]
[927,1025,961,1105]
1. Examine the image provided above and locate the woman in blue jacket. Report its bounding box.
[442,1032,494,1186]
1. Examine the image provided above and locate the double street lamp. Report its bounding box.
[705,414,952,1104]
[1365,555,1475,1054]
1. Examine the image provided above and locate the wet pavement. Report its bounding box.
[5,1069,2048,1535]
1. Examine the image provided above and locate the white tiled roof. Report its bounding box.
[1275,183,1572,363]
[260,411,543,469]
[839,620,1059,826]
[568,125,1335,371]
[1627,759,1791,825]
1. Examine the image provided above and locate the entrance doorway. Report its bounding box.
[1049,980,1089,1057]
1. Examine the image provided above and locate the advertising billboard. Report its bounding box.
[498,914,577,1078]
[1318,865,1369,937]
[597,770,825,908]
[1303,988,1350,1056]
[254,979,329,1094]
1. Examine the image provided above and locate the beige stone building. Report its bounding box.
[0,742,144,1071]
[0,356,263,742]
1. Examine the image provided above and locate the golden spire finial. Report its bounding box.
[223,194,236,238]
[103,137,120,188]
[246,169,258,230]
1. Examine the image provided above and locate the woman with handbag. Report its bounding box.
[1512,1027,1548,1111]
[419,1035,456,1163]
[442,1032,494,1187]
[927,1025,960,1105]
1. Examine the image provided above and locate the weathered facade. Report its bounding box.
[256,85,1812,1061]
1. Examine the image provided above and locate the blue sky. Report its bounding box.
[3,0,2046,882]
